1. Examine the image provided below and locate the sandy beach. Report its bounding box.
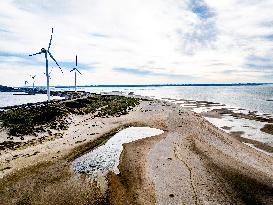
[0,97,273,204]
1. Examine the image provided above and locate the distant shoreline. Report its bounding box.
[55,82,273,88]
[1,82,273,90]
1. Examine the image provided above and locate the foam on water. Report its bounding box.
[73,127,164,177]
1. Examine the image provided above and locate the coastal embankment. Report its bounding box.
[0,94,273,204]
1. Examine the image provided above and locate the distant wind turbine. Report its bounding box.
[29,28,63,101]
[70,55,82,92]
[30,75,36,90]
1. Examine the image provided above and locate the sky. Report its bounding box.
[0,0,273,86]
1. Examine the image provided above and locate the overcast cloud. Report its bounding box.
[0,0,273,86]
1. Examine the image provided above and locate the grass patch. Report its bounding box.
[0,103,69,136]
[0,94,139,137]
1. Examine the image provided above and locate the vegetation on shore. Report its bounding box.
[261,123,273,135]
[204,108,273,123]
[0,94,139,151]
[0,85,16,92]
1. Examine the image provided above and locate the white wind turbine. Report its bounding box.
[24,80,29,87]
[70,55,82,92]
[29,28,63,101]
[30,75,36,90]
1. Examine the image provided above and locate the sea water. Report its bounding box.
[0,92,63,107]
[2,85,272,114]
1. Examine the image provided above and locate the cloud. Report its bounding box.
[90,33,110,38]
[113,67,152,76]
[113,67,196,81]
[0,0,273,86]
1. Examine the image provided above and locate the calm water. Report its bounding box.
[1,85,273,113]
[80,85,273,114]
[0,92,63,107]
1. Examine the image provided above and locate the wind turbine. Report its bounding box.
[70,55,82,92]
[30,75,36,90]
[29,28,63,101]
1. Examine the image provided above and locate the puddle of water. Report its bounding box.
[73,127,164,178]
[205,115,272,144]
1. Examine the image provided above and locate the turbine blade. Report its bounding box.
[76,68,82,75]
[48,28,53,51]
[76,55,77,66]
[47,51,63,73]
[70,68,76,72]
[29,51,42,56]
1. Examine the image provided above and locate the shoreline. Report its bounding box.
[0,96,273,204]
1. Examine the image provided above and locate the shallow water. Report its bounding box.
[0,92,63,107]
[205,115,272,144]
[73,127,164,177]
[65,85,273,114]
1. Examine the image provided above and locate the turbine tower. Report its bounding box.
[30,75,36,90]
[29,28,63,101]
[44,68,53,79]
[70,55,82,92]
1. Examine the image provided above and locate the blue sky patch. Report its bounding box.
[90,32,109,38]
[189,0,215,19]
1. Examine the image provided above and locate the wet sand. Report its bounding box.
[0,99,273,204]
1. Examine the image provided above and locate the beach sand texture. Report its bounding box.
[0,99,273,204]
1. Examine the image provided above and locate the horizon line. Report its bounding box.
[12,82,273,88]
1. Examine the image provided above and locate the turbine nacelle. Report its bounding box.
[70,67,82,75]
[30,75,36,80]
[41,48,47,53]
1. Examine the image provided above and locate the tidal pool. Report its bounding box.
[73,127,164,177]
